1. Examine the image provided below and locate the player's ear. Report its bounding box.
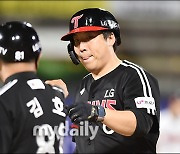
[0,60,2,71]
[67,42,80,65]
[37,53,42,64]
[0,60,3,82]
[107,32,116,47]
[35,53,42,70]
[0,59,4,71]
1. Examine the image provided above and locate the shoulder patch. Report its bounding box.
[27,79,45,90]
[135,97,156,115]
[0,79,18,95]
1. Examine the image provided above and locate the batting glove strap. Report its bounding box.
[96,105,106,122]
[88,106,99,121]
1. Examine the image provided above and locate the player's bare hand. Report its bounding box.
[45,79,69,98]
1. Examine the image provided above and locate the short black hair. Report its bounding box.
[102,31,118,52]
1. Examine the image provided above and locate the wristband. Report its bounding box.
[96,105,106,122]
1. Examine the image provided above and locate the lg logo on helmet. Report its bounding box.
[71,14,83,29]
[32,42,41,52]
[101,20,119,29]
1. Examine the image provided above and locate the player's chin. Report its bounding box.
[81,57,97,69]
[84,65,97,74]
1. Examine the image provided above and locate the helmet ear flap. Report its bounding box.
[67,42,80,65]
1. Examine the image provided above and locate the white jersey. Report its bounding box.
[157,109,180,153]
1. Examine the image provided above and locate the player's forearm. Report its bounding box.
[102,109,137,136]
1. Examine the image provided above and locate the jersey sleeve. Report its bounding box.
[52,86,65,99]
[0,101,13,153]
[121,67,160,137]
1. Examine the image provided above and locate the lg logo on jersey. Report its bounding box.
[88,89,116,109]
[104,89,115,98]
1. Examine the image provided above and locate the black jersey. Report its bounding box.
[0,72,66,153]
[73,60,160,153]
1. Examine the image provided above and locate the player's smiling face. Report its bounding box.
[73,31,116,76]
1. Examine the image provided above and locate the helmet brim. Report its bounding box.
[61,26,108,41]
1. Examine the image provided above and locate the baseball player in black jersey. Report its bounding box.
[48,8,160,153]
[0,21,68,153]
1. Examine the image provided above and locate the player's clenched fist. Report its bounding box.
[68,103,106,124]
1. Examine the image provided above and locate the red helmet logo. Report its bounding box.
[71,14,83,29]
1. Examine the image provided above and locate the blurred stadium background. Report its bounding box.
[0,1,180,153]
